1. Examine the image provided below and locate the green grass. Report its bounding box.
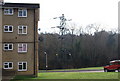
[38,72,118,79]
[13,72,118,80]
[12,67,119,81]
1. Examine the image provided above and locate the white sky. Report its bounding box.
[4,0,120,33]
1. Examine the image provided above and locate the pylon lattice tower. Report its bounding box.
[53,14,71,36]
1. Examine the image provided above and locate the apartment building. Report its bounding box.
[1,2,40,77]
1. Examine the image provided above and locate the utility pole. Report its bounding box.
[43,32,48,71]
[44,52,48,71]
[0,1,3,81]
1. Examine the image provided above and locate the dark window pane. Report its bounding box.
[19,63,22,65]
[5,29,8,31]
[4,65,8,68]
[23,27,26,33]
[19,11,22,16]
[23,10,26,16]
[9,9,12,13]
[4,63,7,64]
[19,29,22,34]
[4,47,8,50]
[9,63,12,67]
[23,63,26,69]
[9,45,12,49]
[5,44,8,46]
[4,26,8,31]
[9,27,12,31]
[19,65,22,70]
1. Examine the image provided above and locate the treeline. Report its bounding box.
[38,30,118,70]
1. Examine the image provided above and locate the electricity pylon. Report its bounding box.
[53,14,72,36]
[53,14,72,68]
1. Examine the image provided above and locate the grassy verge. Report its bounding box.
[38,72,118,79]
[12,72,118,80]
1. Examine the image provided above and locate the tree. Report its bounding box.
[38,25,118,69]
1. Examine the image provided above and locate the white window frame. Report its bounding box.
[18,9,27,17]
[18,44,27,53]
[4,25,13,32]
[18,25,27,34]
[18,62,27,71]
[3,62,13,69]
[4,43,13,51]
[4,8,13,15]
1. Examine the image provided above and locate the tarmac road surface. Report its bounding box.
[39,69,104,73]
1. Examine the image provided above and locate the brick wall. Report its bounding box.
[2,8,39,76]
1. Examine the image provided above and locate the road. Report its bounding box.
[39,69,104,73]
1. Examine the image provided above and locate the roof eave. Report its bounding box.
[2,3,40,8]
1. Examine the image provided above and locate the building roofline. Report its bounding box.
[2,2,40,8]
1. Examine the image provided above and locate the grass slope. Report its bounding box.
[13,72,118,80]
[38,72,118,79]
[12,67,118,81]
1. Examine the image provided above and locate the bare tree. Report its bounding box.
[110,28,118,34]
[67,23,76,35]
[85,24,93,35]
[92,23,101,32]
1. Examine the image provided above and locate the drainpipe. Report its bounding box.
[34,9,36,77]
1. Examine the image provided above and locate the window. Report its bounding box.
[4,44,13,51]
[4,8,13,15]
[4,25,13,32]
[18,26,27,34]
[18,62,27,71]
[3,62,13,69]
[18,9,27,17]
[18,44,27,53]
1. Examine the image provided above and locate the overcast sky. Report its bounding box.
[4,0,119,33]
